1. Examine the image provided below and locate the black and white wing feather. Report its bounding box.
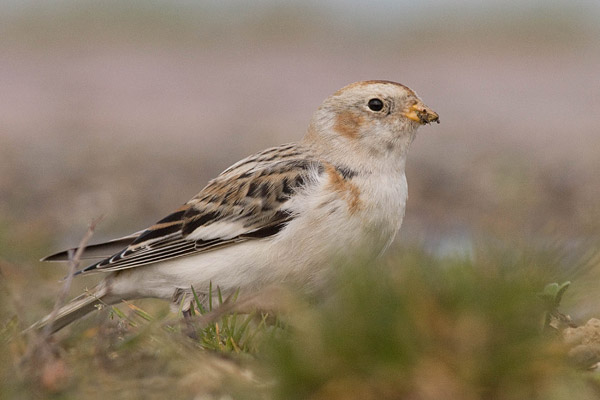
[75,144,322,274]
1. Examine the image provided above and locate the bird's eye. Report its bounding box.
[367,98,384,112]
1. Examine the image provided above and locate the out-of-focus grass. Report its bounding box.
[0,283,274,399]
[2,241,600,399]
[267,247,600,400]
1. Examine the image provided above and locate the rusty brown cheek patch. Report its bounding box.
[334,111,363,140]
[325,165,363,215]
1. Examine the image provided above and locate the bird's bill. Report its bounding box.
[403,103,439,125]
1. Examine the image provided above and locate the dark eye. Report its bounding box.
[367,98,384,112]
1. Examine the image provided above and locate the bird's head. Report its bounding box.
[306,80,439,166]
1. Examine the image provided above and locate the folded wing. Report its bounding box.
[76,157,321,274]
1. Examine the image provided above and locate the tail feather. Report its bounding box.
[28,286,109,334]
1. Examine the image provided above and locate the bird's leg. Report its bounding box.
[172,288,199,339]
[182,307,198,340]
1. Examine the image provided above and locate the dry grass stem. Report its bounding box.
[39,216,103,340]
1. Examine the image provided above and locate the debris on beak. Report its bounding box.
[404,103,439,125]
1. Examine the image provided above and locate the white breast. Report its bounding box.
[269,165,409,277]
[353,171,408,251]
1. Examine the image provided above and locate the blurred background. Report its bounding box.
[1,0,599,312]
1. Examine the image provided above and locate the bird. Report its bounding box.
[32,80,439,333]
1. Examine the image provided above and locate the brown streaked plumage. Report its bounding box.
[324,164,363,215]
[78,154,323,273]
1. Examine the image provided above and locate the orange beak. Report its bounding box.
[403,102,439,125]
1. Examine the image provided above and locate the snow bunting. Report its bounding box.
[34,80,439,332]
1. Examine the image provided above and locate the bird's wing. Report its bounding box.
[41,231,144,261]
[78,155,322,274]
